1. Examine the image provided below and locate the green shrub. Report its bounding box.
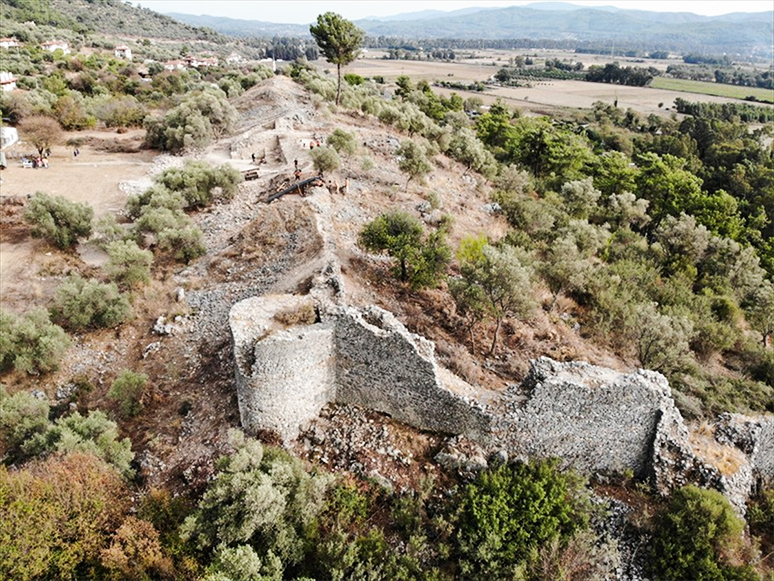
[359,211,451,289]
[50,410,135,479]
[309,145,341,175]
[343,73,364,86]
[53,94,96,130]
[158,225,206,263]
[108,370,148,417]
[450,458,591,579]
[650,485,756,581]
[204,545,282,581]
[0,388,134,477]
[52,275,132,329]
[156,160,243,208]
[134,206,188,235]
[95,95,147,128]
[24,192,93,249]
[747,488,774,555]
[0,390,50,464]
[0,308,70,375]
[93,214,129,248]
[105,240,153,289]
[125,185,186,219]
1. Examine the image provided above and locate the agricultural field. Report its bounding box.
[650,76,774,103]
[350,49,773,117]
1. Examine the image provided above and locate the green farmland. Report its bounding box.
[650,77,774,104]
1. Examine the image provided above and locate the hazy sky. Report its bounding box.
[135,0,774,24]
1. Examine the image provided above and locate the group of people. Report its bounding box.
[21,155,49,169]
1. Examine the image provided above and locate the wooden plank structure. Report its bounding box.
[242,168,260,181]
[266,175,324,203]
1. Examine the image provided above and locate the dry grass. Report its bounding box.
[273,302,317,327]
[689,421,747,477]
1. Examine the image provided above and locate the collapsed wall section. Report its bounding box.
[333,306,491,440]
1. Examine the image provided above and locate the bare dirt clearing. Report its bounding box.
[0,130,157,312]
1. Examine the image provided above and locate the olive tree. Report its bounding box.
[396,140,432,191]
[447,127,497,178]
[450,241,536,355]
[310,12,364,106]
[359,211,450,290]
[747,281,774,348]
[632,302,695,375]
[145,90,238,152]
[325,128,358,159]
[310,145,341,176]
[181,431,332,571]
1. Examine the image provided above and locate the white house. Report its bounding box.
[41,40,70,54]
[114,45,132,60]
[0,71,17,92]
[225,52,243,64]
[1,126,19,150]
[163,59,186,71]
[0,37,22,49]
[185,55,218,68]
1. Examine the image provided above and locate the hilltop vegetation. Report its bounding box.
[1,4,774,580]
[0,0,218,39]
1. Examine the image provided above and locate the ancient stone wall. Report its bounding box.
[715,413,774,484]
[498,358,675,478]
[230,294,772,509]
[230,298,489,442]
[333,306,491,440]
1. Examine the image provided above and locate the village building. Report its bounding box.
[41,40,70,54]
[0,71,17,92]
[225,52,243,64]
[0,126,19,150]
[0,37,22,49]
[184,55,218,68]
[114,45,132,60]
[163,59,186,71]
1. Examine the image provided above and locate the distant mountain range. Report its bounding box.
[167,3,773,56]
